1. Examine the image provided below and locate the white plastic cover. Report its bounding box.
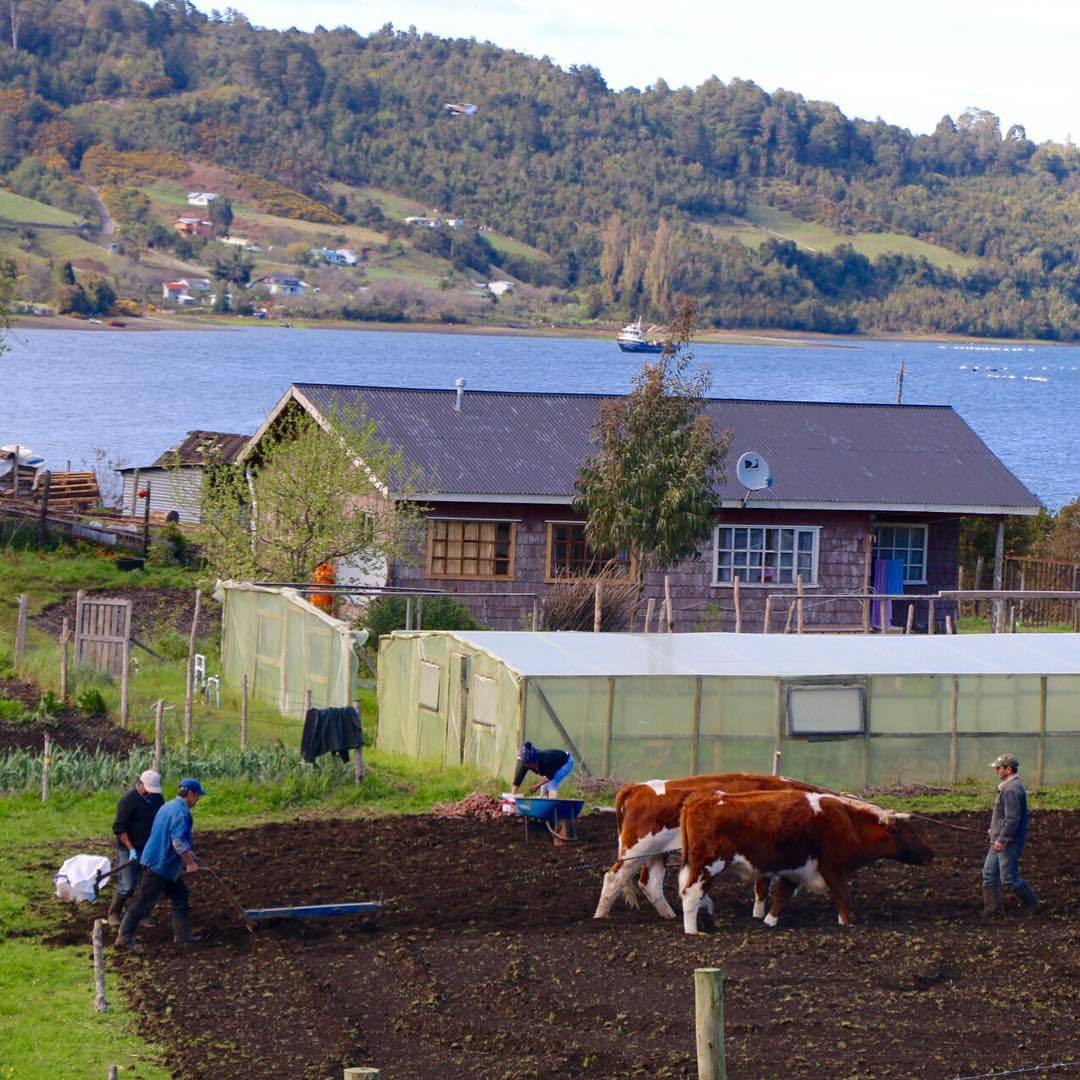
[54,854,112,902]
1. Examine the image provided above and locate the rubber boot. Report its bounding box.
[981,885,1002,917]
[172,913,202,945]
[107,892,126,928]
[1011,883,1040,914]
[115,909,139,949]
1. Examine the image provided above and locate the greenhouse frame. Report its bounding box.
[376,631,1080,789]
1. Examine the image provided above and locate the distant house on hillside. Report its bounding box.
[240,383,1042,633]
[173,216,213,239]
[118,430,249,525]
[404,216,441,228]
[187,192,218,207]
[484,281,516,296]
[161,280,194,304]
[311,247,359,266]
[259,275,308,297]
[221,236,260,252]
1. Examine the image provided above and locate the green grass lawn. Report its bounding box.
[706,201,980,272]
[0,190,83,228]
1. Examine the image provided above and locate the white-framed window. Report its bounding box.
[713,524,820,586]
[418,661,441,711]
[874,523,928,585]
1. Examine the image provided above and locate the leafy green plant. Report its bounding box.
[150,628,190,662]
[75,687,107,717]
[360,594,482,647]
[37,691,63,718]
[0,698,25,723]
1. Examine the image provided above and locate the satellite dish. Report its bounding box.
[736,451,773,492]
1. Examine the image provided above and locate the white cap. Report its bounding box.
[139,769,162,793]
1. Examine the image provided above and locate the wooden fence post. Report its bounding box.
[644,597,655,633]
[141,480,151,557]
[663,574,674,633]
[240,673,248,752]
[1037,675,1047,788]
[762,594,773,634]
[796,576,805,634]
[59,617,70,703]
[694,967,726,1080]
[593,578,603,632]
[37,470,51,544]
[93,919,109,1013]
[531,597,539,631]
[14,592,28,666]
[733,577,742,633]
[184,588,201,745]
[119,602,132,729]
[41,732,51,802]
[353,698,365,783]
[153,700,164,773]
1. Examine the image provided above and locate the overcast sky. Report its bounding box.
[217,0,1077,144]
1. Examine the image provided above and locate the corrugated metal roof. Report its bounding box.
[293,384,1039,513]
[414,631,1080,678]
[153,430,249,468]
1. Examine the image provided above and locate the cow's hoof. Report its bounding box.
[763,914,779,927]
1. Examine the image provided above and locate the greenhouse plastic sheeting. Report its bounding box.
[216,582,367,717]
[376,631,1080,788]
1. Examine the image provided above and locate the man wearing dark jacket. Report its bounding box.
[982,753,1039,915]
[108,769,164,927]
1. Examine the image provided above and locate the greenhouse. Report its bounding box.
[217,583,367,717]
[376,631,1080,789]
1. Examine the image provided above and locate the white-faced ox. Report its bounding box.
[593,773,828,921]
[678,788,934,932]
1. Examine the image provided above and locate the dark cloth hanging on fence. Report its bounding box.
[301,706,363,763]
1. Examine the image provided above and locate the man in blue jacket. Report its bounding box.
[982,754,1039,916]
[116,778,205,948]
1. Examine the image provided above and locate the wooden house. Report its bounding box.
[243,383,1042,632]
[118,430,249,525]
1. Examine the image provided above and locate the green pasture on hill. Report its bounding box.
[714,201,981,273]
[0,190,83,228]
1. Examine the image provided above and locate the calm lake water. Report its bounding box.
[4,327,1079,511]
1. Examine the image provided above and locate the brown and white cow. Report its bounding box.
[593,773,829,921]
[677,788,934,932]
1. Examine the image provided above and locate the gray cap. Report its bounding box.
[138,769,162,793]
[990,753,1019,770]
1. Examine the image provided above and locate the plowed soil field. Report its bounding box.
[43,804,1080,1080]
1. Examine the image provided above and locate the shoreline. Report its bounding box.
[7,312,1067,349]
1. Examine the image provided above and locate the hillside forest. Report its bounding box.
[1,0,1080,337]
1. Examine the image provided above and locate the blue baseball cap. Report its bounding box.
[179,778,206,796]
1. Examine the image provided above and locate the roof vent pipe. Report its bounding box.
[454,377,465,411]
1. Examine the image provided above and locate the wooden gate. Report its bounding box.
[75,591,133,676]
[1003,556,1080,629]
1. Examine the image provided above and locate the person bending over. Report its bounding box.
[511,741,573,798]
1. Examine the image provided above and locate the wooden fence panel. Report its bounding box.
[74,592,132,676]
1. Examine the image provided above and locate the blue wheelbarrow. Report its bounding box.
[511,796,585,841]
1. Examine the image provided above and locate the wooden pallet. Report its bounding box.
[38,471,101,511]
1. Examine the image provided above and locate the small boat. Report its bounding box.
[0,445,46,478]
[616,319,665,354]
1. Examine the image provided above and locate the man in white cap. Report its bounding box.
[108,769,164,927]
[982,753,1039,916]
[117,778,206,948]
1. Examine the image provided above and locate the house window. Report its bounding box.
[428,518,515,579]
[713,525,819,585]
[874,524,928,584]
[545,522,628,579]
